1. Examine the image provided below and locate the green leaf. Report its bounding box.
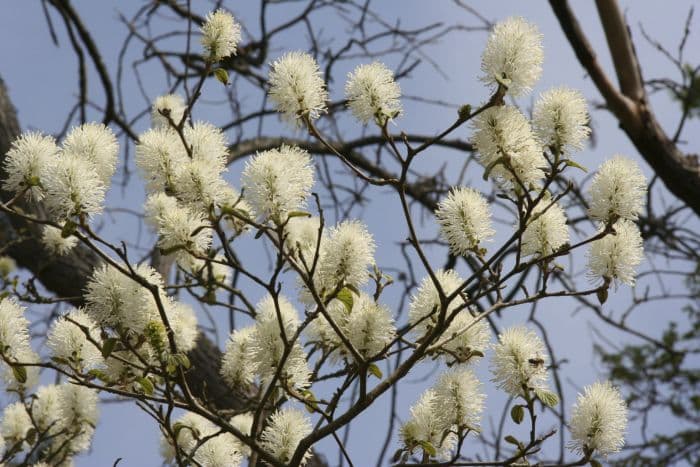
[174,353,191,369]
[51,356,70,366]
[590,460,603,467]
[336,288,354,313]
[504,435,520,446]
[301,388,319,413]
[483,156,505,181]
[458,104,472,120]
[418,440,436,457]
[87,369,110,383]
[101,338,117,359]
[510,404,525,424]
[563,159,589,172]
[535,388,560,407]
[12,365,27,384]
[596,287,608,305]
[137,376,154,395]
[368,363,383,379]
[287,210,311,219]
[214,68,229,85]
[25,428,37,445]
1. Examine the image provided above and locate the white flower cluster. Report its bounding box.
[435,187,495,256]
[241,145,315,223]
[345,61,402,125]
[471,105,547,191]
[533,86,590,153]
[401,369,485,460]
[160,411,251,467]
[260,408,313,465]
[47,307,103,371]
[587,219,644,286]
[200,9,241,62]
[521,198,569,258]
[268,51,328,125]
[2,123,117,224]
[0,383,99,464]
[588,156,647,224]
[568,381,628,456]
[408,269,490,364]
[490,325,549,397]
[480,17,543,96]
[221,295,310,391]
[0,298,40,389]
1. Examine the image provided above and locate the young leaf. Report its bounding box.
[336,288,354,313]
[535,388,560,407]
[510,404,525,424]
[368,363,383,379]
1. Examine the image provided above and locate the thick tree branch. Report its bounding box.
[550,0,700,217]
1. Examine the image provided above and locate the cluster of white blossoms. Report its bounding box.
[260,408,313,465]
[471,105,547,190]
[200,9,241,62]
[587,218,644,286]
[241,145,315,223]
[435,187,495,256]
[0,299,40,389]
[345,61,402,125]
[480,17,543,96]
[221,295,310,391]
[0,382,99,465]
[588,155,647,224]
[47,307,103,371]
[490,326,549,397]
[2,123,118,255]
[533,86,591,153]
[268,51,328,125]
[408,269,491,364]
[520,197,570,258]
[401,369,484,460]
[41,225,78,256]
[568,381,628,456]
[160,411,251,467]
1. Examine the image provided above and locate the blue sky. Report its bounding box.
[1,1,699,466]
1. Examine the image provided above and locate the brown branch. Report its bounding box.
[550,0,700,217]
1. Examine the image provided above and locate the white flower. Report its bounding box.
[160,412,243,467]
[47,307,103,371]
[229,412,254,457]
[345,62,402,125]
[432,311,491,365]
[400,389,456,460]
[284,216,323,266]
[260,408,312,465]
[408,269,465,337]
[201,9,241,61]
[240,145,314,223]
[435,187,495,255]
[316,220,375,294]
[221,326,257,389]
[533,86,590,153]
[1,131,58,200]
[569,381,627,456]
[480,17,543,96]
[433,368,485,431]
[41,225,78,256]
[184,122,229,173]
[471,106,546,191]
[135,127,188,193]
[173,159,231,213]
[151,94,186,129]
[306,298,347,355]
[56,384,100,454]
[166,300,199,352]
[249,295,310,389]
[268,51,328,125]
[144,193,213,267]
[84,262,163,333]
[490,325,549,397]
[521,198,569,258]
[1,401,32,446]
[62,123,119,185]
[344,293,395,359]
[32,384,63,434]
[588,156,647,223]
[44,155,106,219]
[0,298,40,389]
[587,219,644,286]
